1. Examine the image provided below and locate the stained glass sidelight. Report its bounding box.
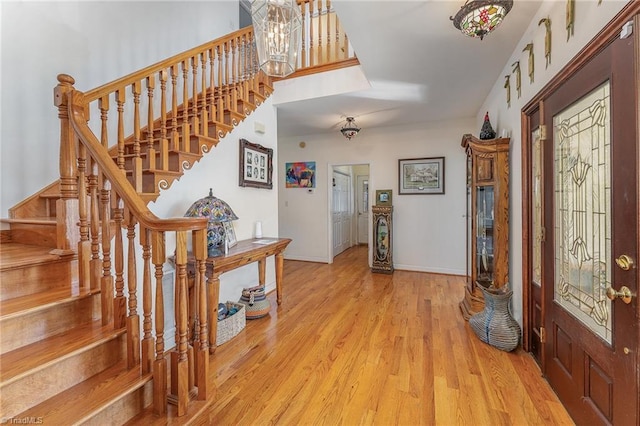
[532,128,542,286]
[553,82,612,343]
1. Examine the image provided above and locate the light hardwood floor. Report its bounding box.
[137,244,575,425]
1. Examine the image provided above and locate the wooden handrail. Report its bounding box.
[68,90,207,232]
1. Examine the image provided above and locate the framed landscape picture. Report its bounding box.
[399,157,445,194]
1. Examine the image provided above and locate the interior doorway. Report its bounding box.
[330,164,370,262]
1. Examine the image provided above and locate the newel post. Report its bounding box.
[53,74,80,255]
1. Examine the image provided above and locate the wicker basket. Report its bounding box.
[216,302,246,346]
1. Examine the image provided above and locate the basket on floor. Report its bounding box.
[216,302,246,346]
[238,285,271,319]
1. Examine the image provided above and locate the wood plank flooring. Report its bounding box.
[134,244,575,425]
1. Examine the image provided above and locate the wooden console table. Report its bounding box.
[186,238,291,353]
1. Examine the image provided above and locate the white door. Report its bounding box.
[356,175,369,244]
[332,171,351,257]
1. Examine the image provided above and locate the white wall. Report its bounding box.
[278,116,475,275]
[478,0,631,325]
[0,1,239,216]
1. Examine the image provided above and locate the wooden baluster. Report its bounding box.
[141,226,153,374]
[200,52,208,137]
[100,179,114,326]
[309,0,315,67]
[193,228,208,399]
[224,40,231,118]
[317,0,323,65]
[191,56,200,135]
[126,212,140,368]
[98,95,109,148]
[171,65,181,152]
[77,143,90,288]
[326,0,332,62]
[171,231,189,416]
[158,70,169,171]
[216,45,224,124]
[89,163,101,290]
[241,34,250,105]
[113,196,126,328]
[335,7,342,60]
[53,74,79,254]
[146,76,156,171]
[301,1,307,68]
[231,37,239,115]
[131,81,143,192]
[342,27,350,60]
[208,48,217,128]
[115,89,126,171]
[181,60,191,153]
[152,230,167,415]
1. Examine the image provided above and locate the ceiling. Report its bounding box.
[274,0,542,139]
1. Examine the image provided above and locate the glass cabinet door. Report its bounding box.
[476,185,494,287]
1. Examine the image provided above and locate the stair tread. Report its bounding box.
[0,320,125,385]
[0,284,99,318]
[19,359,152,424]
[0,243,62,270]
[0,217,56,225]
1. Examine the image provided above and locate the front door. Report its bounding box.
[542,21,638,425]
[332,170,352,257]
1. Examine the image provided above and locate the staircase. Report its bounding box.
[0,26,272,424]
[0,1,358,422]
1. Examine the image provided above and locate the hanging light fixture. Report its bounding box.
[251,0,302,78]
[340,117,361,140]
[450,0,513,40]
[185,189,239,257]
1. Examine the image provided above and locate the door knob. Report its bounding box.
[605,285,633,304]
[615,255,634,271]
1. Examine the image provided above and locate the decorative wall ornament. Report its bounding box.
[539,17,552,68]
[566,0,575,41]
[504,75,511,108]
[512,61,521,98]
[523,43,535,84]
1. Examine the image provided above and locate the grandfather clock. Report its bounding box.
[372,204,393,274]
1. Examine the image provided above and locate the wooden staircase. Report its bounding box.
[0,27,272,425]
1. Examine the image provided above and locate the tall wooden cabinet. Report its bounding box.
[371,205,393,274]
[459,134,511,320]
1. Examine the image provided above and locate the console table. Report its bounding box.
[185,237,291,353]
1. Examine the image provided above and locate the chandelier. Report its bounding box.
[340,117,361,140]
[450,0,513,40]
[251,0,302,77]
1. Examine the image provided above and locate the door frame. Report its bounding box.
[521,2,639,423]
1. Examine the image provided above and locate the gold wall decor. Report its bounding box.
[512,61,521,98]
[539,17,552,68]
[566,0,575,41]
[504,75,511,108]
[523,43,534,84]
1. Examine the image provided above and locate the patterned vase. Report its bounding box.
[469,286,521,352]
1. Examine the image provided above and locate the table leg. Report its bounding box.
[207,272,220,354]
[258,258,266,286]
[275,251,284,305]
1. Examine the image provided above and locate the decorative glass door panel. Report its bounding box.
[532,128,542,286]
[553,82,612,343]
[476,185,494,287]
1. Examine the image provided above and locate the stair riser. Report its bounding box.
[0,334,125,419]
[7,223,56,248]
[0,294,100,355]
[82,380,153,426]
[0,259,78,301]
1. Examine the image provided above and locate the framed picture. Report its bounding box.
[224,221,237,248]
[399,157,445,194]
[239,139,273,189]
[375,189,393,206]
[285,161,316,188]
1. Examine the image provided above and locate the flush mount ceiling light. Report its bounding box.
[340,117,361,140]
[251,0,302,77]
[450,0,514,40]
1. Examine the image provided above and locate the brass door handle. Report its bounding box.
[606,286,633,304]
[615,255,634,271]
